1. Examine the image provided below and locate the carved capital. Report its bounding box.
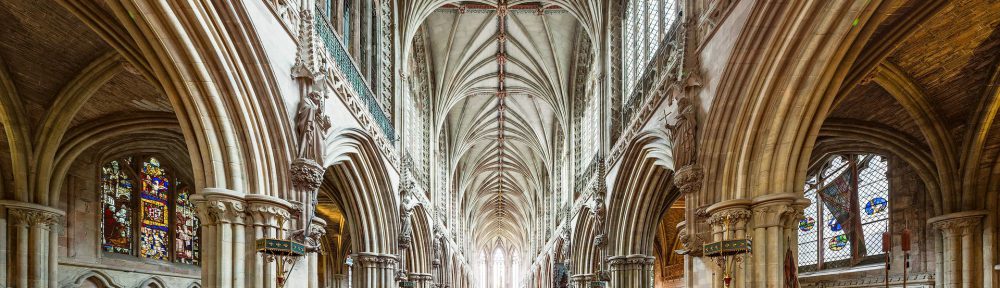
[674,165,704,194]
[929,211,988,236]
[247,202,292,228]
[291,158,325,192]
[8,207,60,228]
[193,195,247,226]
[707,207,753,231]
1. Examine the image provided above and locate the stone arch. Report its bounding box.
[698,0,934,201]
[322,128,399,254]
[62,0,296,197]
[64,270,123,288]
[607,132,677,256]
[136,277,167,288]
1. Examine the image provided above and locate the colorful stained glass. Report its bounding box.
[139,158,170,260]
[799,217,816,232]
[828,235,849,251]
[175,186,200,264]
[864,197,888,215]
[828,219,842,232]
[101,160,133,254]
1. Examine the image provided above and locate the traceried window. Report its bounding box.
[797,154,890,271]
[622,0,679,102]
[100,156,200,265]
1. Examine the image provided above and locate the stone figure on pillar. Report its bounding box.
[296,90,332,162]
[399,192,418,248]
[664,95,696,168]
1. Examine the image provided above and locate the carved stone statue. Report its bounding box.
[665,96,696,167]
[398,188,419,247]
[296,90,332,162]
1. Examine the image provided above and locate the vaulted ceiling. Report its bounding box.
[419,3,585,252]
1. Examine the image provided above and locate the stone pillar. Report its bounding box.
[607,254,655,288]
[410,273,433,288]
[929,211,988,288]
[246,194,293,288]
[355,252,398,288]
[570,273,595,288]
[193,189,248,288]
[0,200,64,288]
[745,194,808,288]
[704,199,753,288]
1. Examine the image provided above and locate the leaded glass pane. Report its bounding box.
[139,158,170,260]
[175,185,200,264]
[822,198,851,263]
[101,159,133,254]
[798,177,819,266]
[646,0,660,60]
[858,155,889,256]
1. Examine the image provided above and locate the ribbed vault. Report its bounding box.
[419,3,584,254]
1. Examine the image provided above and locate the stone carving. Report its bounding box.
[664,95,697,168]
[295,90,333,162]
[398,155,420,249]
[674,164,704,195]
[560,227,572,264]
[8,208,60,227]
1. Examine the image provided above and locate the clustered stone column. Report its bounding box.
[354,252,399,288]
[193,189,249,288]
[0,200,64,288]
[702,194,806,288]
[705,200,753,288]
[570,273,596,288]
[929,210,988,288]
[409,273,434,288]
[748,193,808,288]
[246,194,294,288]
[607,254,655,288]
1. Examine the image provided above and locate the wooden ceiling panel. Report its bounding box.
[0,1,110,113]
[890,0,1000,133]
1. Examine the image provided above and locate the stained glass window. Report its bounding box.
[798,154,890,270]
[139,158,171,260]
[623,0,679,102]
[101,159,134,254]
[99,156,199,265]
[175,185,200,264]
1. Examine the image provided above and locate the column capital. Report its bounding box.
[929,210,988,235]
[749,193,808,228]
[607,254,655,268]
[706,199,753,229]
[192,189,247,225]
[354,252,398,268]
[245,194,293,227]
[0,200,64,227]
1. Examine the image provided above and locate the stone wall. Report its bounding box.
[800,154,934,287]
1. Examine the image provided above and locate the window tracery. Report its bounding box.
[797,153,890,270]
[99,156,200,265]
[622,0,678,101]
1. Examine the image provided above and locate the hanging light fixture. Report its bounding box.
[256,217,306,288]
[703,215,752,288]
